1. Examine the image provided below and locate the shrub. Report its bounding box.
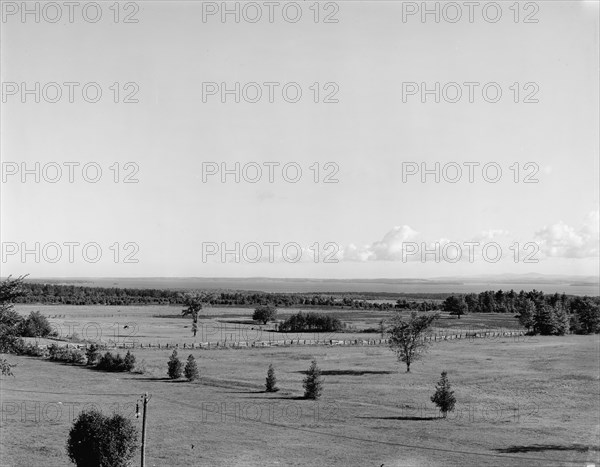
[265,364,278,392]
[184,354,199,381]
[132,359,147,374]
[96,351,134,372]
[302,359,323,400]
[20,311,52,338]
[85,344,100,366]
[431,371,456,418]
[67,409,138,467]
[167,350,182,379]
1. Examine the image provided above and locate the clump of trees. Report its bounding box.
[516,300,571,336]
[167,350,183,379]
[387,312,439,372]
[253,305,278,325]
[431,371,456,418]
[184,354,199,381]
[442,295,468,319]
[67,409,138,467]
[48,344,86,364]
[279,312,343,333]
[265,364,278,392]
[303,359,323,400]
[96,351,136,372]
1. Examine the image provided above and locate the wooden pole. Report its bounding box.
[141,393,148,467]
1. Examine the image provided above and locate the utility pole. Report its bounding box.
[137,393,149,467]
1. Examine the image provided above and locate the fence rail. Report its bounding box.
[31,330,527,351]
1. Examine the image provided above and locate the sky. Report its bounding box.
[1,0,599,279]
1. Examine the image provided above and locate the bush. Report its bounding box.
[302,359,323,400]
[184,354,199,381]
[279,312,343,333]
[20,311,52,337]
[431,371,456,418]
[96,351,134,372]
[132,359,147,374]
[253,305,278,325]
[67,409,138,467]
[47,344,85,364]
[265,364,278,392]
[167,350,183,379]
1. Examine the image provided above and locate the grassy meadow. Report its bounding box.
[1,305,598,466]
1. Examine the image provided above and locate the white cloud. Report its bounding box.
[534,211,599,258]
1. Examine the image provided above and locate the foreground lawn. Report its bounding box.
[1,335,598,466]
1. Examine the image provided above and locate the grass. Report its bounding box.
[1,331,598,466]
[13,305,525,347]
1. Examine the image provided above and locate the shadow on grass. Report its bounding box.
[224,390,267,394]
[295,370,394,376]
[495,444,599,454]
[358,415,439,421]
[121,376,174,381]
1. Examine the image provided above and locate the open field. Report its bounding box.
[2,332,598,466]
[12,305,525,347]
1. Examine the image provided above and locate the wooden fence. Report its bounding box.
[32,329,527,351]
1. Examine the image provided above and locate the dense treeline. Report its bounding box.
[16,283,420,309]
[442,290,600,335]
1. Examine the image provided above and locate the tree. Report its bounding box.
[430,371,456,418]
[0,275,27,354]
[20,311,52,337]
[570,297,600,334]
[85,344,100,366]
[184,354,199,381]
[387,311,438,372]
[123,351,136,372]
[181,292,213,337]
[379,319,386,338]
[167,350,183,379]
[302,359,323,400]
[265,364,278,392]
[253,305,277,325]
[66,409,138,467]
[442,295,467,319]
[1,358,16,377]
[516,298,536,332]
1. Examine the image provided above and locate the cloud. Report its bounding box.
[343,225,419,262]
[534,211,599,258]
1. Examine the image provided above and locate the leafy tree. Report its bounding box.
[516,298,536,332]
[442,295,467,319]
[569,297,600,334]
[86,344,100,366]
[184,354,199,381]
[0,275,27,354]
[430,371,456,418]
[20,311,52,337]
[181,292,214,337]
[66,409,138,467]
[253,305,278,325]
[302,359,323,400]
[387,312,438,372]
[123,351,136,372]
[167,350,183,379]
[265,364,278,392]
[1,358,16,377]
